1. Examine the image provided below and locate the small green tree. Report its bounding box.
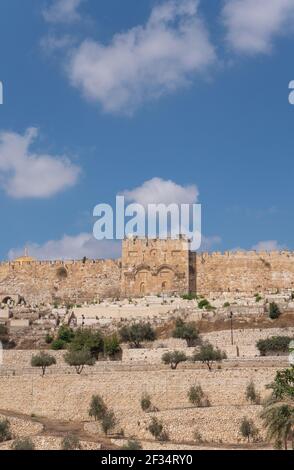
[193,342,226,371]
[31,352,56,376]
[148,417,163,440]
[162,350,187,369]
[122,439,142,450]
[88,395,107,421]
[101,410,116,435]
[0,419,12,442]
[245,381,261,405]
[51,339,66,350]
[45,333,53,344]
[172,318,199,346]
[140,393,152,412]
[104,334,121,358]
[70,328,104,359]
[240,417,259,443]
[64,349,95,374]
[188,384,210,407]
[256,336,292,356]
[119,322,156,348]
[61,434,81,450]
[57,325,75,343]
[269,302,281,320]
[11,438,35,450]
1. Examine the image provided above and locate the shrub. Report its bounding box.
[223,302,230,308]
[193,342,226,371]
[61,434,81,450]
[148,417,163,440]
[51,339,66,350]
[255,293,262,303]
[181,293,197,300]
[11,438,35,450]
[45,333,53,344]
[245,381,261,404]
[122,439,142,450]
[64,348,95,374]
[70,328,104,359]
[269,302,281,320]
[158,430,169,442]
[119,322,156,348]
[140,393,152,412]
[89,395,107,421]
[240,417,259,442]
[172,318,199,346]
[162,350,187,369]
[0,419,12,442]
[198,299,211,310]
[31,352,56,376]
[104,334,121,358]
[188,385,210,407]
[57,325,74,343]
[101,410,116,435]
[193,430,204,444]
[256,336,292,356]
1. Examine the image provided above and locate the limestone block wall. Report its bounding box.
[201,327,294,357]
[0,259,121,304]
[113,406,265,444]
[0,367,278,421]
[195,251,294,294]
[122,347,192,363]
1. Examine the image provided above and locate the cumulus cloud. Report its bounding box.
[122,177,199,206]
[222,0,294,54]
[8,233,120,261]
[43,0,84,24]
[0,128,80,198]
[67,0,216,114]
[252,240,287,251]
[200,235,222,251]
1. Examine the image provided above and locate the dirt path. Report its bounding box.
[0,409,118,450]
[0,408,275,451]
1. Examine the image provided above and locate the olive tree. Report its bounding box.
[162,351,187,369]
[31,352,56,376]
[64,349,95,374]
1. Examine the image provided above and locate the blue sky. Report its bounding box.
[0,0,294,260]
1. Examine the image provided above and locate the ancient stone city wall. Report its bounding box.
[0,259,121,304]
[195,250,294,294]
[1,250,294,303]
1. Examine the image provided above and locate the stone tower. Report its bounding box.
[121,236,192,297]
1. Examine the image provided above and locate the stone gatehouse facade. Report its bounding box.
[121,236,195,297]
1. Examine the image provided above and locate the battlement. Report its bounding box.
[1,241,294,303]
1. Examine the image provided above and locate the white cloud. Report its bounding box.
[252,240,287,251]
[43,0,84,24]
[67,0,216,114]
[122,177,199,206]
[222,0,294,54]
[40,34,77,54]
[200,235,222,251]
[8,233,120,261]
[0,128,80,198]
